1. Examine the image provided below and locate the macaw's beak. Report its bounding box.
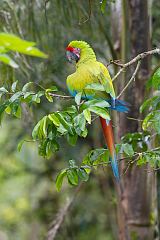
[66,51,80,63]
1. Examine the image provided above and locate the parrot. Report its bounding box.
[65,41,129,181]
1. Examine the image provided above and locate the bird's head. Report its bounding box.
[66,41,96,64]
[66,45,80,63]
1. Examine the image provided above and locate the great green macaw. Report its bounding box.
[65,41,128,180]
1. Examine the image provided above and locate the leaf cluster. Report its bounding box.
[141,67,160,134]
[0,33,47,68]
[0,81,57,122]
[31,95,110,159]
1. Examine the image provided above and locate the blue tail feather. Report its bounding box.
[108,99,130,113]
[110,154,120,181]
[70,91,130,113]
[111,105,129,112]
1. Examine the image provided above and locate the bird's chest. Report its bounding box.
[67,65,101,94]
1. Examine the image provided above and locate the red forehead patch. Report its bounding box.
[66,46,74,52]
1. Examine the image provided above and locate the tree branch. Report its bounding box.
[111,48,160,82]
[47,183,82,240]
[49,93,73,99]
[111,48,160,68]
[117,61,141,98]
[91,146,160,168]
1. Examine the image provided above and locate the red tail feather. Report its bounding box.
[100,117,119,180]
[100,117,115,156]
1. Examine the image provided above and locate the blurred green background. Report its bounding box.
[0,0,159,239]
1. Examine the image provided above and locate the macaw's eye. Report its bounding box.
[66,49,80,63]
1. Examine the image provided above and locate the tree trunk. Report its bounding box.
[117,1,154,239]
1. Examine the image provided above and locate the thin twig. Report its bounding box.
[127,116,159,123]
[49,93,73,99]
[117,61,141,98]
[127,117,143,122]
[91,146,160,168]
[78,0,92,25]
[112,67,125,82]
[111,48,160,82]
[47,183,82,240]
[111,48,160,68]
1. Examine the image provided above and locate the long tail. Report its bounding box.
[100,117,119,181]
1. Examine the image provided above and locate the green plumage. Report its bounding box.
[66,40,120,180]
[66,41,115,100]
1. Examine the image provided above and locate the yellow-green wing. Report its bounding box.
[66,61,115,100]
[97,62,115,99]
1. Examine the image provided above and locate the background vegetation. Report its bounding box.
[0,1,160,240]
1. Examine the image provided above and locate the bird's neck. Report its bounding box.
[76,47,96,67]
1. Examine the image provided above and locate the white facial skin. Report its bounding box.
[66,48,80,63]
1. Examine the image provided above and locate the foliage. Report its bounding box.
[0,33,47,68]
[0,1,160,239]
[141,67,160,134]
[1,33,160,193]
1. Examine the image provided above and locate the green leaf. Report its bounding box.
[82,148,109,166]
[143,111,160,134]
[0,101,9,122]
[56,169,67,192]
[75,92,82,106]
[67,134,78,146]
[14,104,21,118]
[56,112,73,134]
[82,99,110,109]
[5,101,21,118]
[23,92,34,99]
[140,96,159,113]
[45,90,53,102]
[32,120,42,139]
[48,113,60,127]
[47,86,58,92]
[77,168,89,182]
[140,98,152,113]
[0,33,47,58]
[17,139,25,152]
[74,113,86,132]
[0,54,19,68]
[65,105,77,114]
[83,109,91,124]
[0,87,8,93]
[81,128,88,137]
[22,82,33,92]
[9,91,22,103]
[137,154,146,166]
[21,46,48,58]
[45,140,59,158]
[5,105,11,114]
[0,46,8,53]
[42,116,47,137]
[148,67,160,90]
[142,112,154,131]
[11,81,18,92]
[32,94,41,103]
[89,106,110,120]
[0,33,35,48]
[122,143,134,156]
[51,140,59,152]
[67,169,79,186]
[69,159,77,168]
[57,124,68,135]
